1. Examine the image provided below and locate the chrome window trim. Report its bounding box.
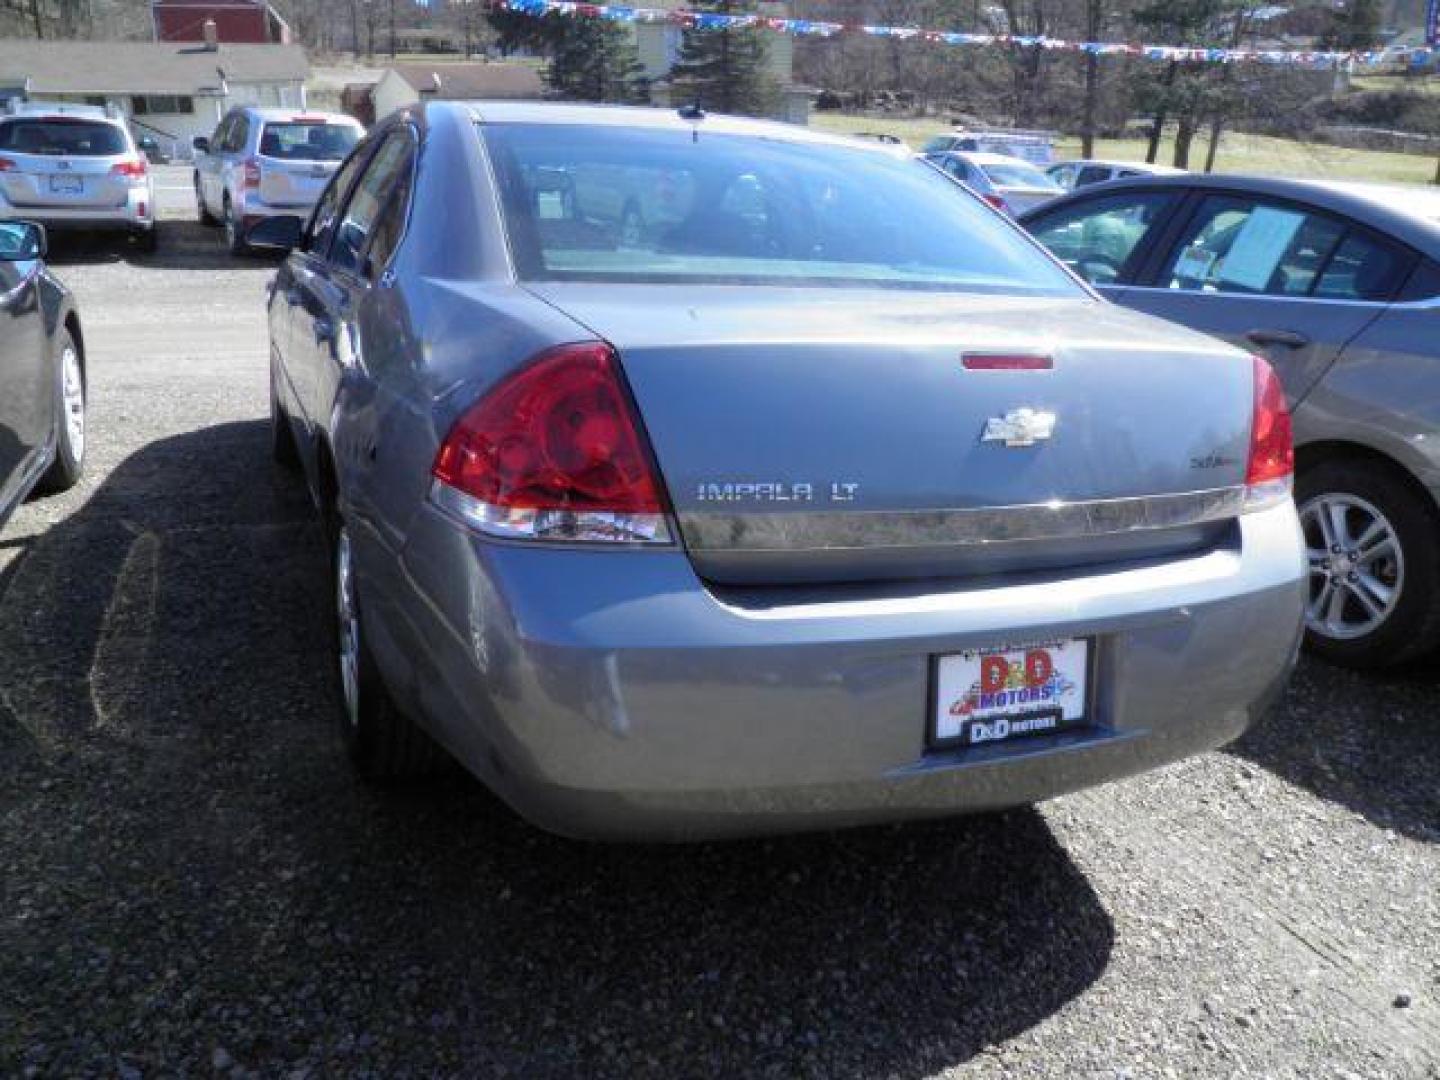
[1119,284,1392,310]
[678,486,1247,552]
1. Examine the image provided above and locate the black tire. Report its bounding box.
[133,226,158,254]
[223,197,249,256]
[270,382,301,470]
[35,329,84,495]
[1295,459,1440,670]
[327,511,443,780]
[196,175,218,226]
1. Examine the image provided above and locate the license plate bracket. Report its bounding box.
[930,638,1093,750]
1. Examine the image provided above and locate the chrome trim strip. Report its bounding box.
[678,486,1247,552]
[1120,284,1391,311]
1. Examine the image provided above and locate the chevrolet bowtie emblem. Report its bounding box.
[980,408,1057,448]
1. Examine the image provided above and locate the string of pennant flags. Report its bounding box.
[489,0,1432,70]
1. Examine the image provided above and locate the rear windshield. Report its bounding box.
[981,161,1061,190]
[259,122,359,162]
[482,123,1082,295]
[0,119,127,156]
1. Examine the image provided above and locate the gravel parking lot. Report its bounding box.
[1,167,1437,1078]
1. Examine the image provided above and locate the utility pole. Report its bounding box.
[1081,0,1103,158]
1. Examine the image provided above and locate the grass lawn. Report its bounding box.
[810,111,1440,186]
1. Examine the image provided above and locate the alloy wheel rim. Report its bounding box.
[60,344,84,462]
[335,528,361,728]
[1299,492,1404,641]
[224,205,236,247]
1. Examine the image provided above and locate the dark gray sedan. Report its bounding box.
[1023,176,1440,670]
[259,103,1303,840]
[0,220,85,528]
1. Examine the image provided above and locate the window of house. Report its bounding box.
[132,96,195,116]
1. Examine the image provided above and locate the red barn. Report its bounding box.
[152,0,291,45]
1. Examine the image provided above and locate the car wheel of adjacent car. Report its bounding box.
[195,175,217,226]
[328,513,442,779]
[1296,460,1440,669]
[270,383,301,470]
[35,330,85,495]
[134,226,158,255]
[223,197,248,256]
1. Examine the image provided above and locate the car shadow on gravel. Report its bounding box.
[43,228,283,272]
[0,421,1114,1077]
[1227,656,1440,844]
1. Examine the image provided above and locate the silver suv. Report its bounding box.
[193,107,363,256]
[0,103,157,251]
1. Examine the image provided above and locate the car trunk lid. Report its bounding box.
[525,284,1255,584]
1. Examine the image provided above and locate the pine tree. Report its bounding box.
[545,16,647,103]
[1320,0,1383,51]
[669,0,780,117]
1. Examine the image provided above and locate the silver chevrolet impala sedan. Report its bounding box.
[261,102,1305,840]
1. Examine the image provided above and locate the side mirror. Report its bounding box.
[0,221,46,262]
[246,215,302,251]
[192,136,210,154]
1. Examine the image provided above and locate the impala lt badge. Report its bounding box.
[981,408,1057,448]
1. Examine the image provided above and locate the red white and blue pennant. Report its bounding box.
[491,0,1410,69]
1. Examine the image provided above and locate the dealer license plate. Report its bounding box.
[932,638,1090,749]
[49,174,82,195]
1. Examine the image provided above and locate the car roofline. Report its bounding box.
[1018,172,1440,260]
[438,100,899,156]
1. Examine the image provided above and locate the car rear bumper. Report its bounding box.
[0,190,152,231]
[376,500,1305,841]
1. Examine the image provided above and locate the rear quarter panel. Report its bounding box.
[1296,303,1440,504]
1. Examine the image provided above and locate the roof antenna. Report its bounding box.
[678,99,704,141]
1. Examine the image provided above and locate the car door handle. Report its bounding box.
[1245,328,1309,349]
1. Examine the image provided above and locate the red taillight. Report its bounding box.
[1244,354,1293,508]
[109,158,148,180]
[431,343,671,543]
[0,157,13,172]
[243,158,261,188]
[983,193,1010,214]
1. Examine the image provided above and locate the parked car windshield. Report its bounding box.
[0,118,126,156]
[260,121,359,161]
[981,161,1061,190]
[483,123,1083,295]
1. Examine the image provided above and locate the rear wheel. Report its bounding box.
[35,329,85,495]
[223,196,248,256]
[1296,459,1440,669]
[328,513,442,779]
[195,175,217,226]
[133,226,158,254]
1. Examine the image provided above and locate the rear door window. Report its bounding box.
[328,130,414,277]
[1161,196,1349,296]
[1312,231,1409,301]
[1075,165,1114,187]
[1027,191,1178,286]
[302,141,370,257]
[0,119,126,156]
[223,115,249,153]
